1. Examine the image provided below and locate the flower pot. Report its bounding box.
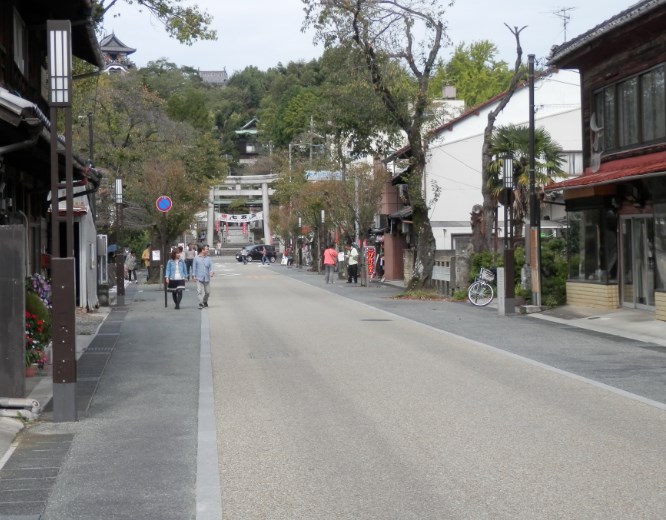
[25,365,37,378]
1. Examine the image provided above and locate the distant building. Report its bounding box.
[100,33,136,73]
[199,70,228,86]
[235,118,259,164]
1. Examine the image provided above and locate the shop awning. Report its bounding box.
[546,151,666,191]
[390,206,413,219]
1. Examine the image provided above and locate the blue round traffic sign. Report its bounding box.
[156,196,173,212]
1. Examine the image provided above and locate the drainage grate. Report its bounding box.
[77,352,111,380]
[0,433,73,517]
[97,320,123,334]
[85,333,118,353]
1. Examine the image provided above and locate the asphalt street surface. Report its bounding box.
[3,256,664,519]
[213,258,665,519]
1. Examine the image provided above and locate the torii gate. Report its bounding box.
[206,174,278,245]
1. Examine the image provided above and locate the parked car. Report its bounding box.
[235,244,277,263]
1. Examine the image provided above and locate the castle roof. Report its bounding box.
[100,33,136,55]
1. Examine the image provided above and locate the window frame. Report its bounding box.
[13,8,26,74]
[593,63,666,154]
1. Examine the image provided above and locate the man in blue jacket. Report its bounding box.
[192,244,214,309]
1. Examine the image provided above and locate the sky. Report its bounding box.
[101,0,639,75]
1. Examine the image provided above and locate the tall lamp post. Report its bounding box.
[319,209,325,273]
[501,154,515,314]
[48,20,77,422]
[115,178,125,304]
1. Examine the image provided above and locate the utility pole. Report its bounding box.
[528,54,542,307]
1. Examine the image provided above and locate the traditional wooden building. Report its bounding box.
[0,0,103,396]
[546,0,666,320]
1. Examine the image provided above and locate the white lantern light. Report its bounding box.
[47,21,72,107]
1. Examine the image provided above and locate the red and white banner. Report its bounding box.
[218,211,263,223]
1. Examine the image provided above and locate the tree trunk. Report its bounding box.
[408,206,436,290]
[475,25,525,253]
[406,144,436,289]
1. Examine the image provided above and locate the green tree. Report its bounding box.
[487,124,567,237]
[72,72,222,245]
[127,157,208,250]
[430,41,516,108]
[167,88,211,131]
[303,0,449,289]
[316,45,403,174]
[92,0,217,44]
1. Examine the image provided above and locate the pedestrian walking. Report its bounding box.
[185,244,196,280]
[376,251,385,283]
[261,245,268,265]
[346,243,359,284]
[192,244,214,309]
[323,244,338,284]
[125,251,138,283]
[141,245,151,268]
[165,249,186,309]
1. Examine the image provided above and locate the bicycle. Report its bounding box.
[467,267,495,306]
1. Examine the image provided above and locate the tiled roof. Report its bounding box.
[549,0,665,64]
[100,33,136,54]
[545,151,666,190]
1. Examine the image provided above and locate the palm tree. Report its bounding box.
[487,124,567,238]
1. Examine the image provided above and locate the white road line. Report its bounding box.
[196,309,223,519]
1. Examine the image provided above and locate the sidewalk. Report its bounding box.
[0,278,203,518]
[0,297,111,476]
[379,276,666,347]
[530,303,666,347]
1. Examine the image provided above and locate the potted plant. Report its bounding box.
[24,274,52,377]
[25,310,49,375]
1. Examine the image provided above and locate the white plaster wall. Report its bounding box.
[426,69,582,250]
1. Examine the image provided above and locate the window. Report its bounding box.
[618,77,639,147]
[13,8,26,74]
[642,67,666,142]
[560,151,583,175]
[567,208,617,283]
[593,64,666,153]
[601,87,616,151]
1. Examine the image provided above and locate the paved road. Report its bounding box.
[3,257,665,519]
[212,258,666,519]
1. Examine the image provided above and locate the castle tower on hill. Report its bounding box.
[100,33,136,73]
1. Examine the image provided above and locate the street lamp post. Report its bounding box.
[502,154,515,314]
[319,209,325,273]
[115,178,125,304]
[48,20,77,422]
[297,216,302,269]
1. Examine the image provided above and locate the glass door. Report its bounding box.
[621,216,655,309]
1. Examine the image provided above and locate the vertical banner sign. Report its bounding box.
[366,246,376,279]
